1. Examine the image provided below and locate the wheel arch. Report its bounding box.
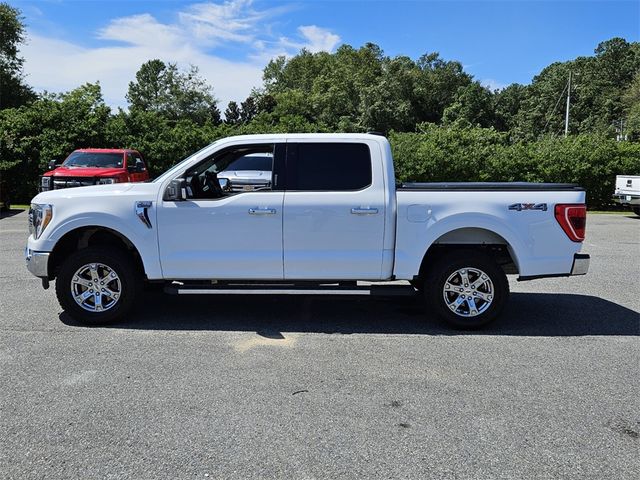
[417,227,520,281]
[48,226,145,280]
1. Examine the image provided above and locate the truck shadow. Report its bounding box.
[60,292,639,337]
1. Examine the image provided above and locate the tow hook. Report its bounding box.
[42,278,50,290]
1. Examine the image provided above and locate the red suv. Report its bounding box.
[40,149,149,191]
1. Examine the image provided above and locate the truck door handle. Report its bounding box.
[351,207,379,215]
[248,208,276,215]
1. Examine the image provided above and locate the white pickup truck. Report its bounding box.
[25,133,590,328]
[612,175,640,216]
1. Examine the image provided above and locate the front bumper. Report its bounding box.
[25,247,49,278]
[613,193,640,206]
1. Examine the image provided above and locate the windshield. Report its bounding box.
[224,154,273,172]
[64,152,124,168]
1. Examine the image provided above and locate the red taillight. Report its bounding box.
[554,204,586,242]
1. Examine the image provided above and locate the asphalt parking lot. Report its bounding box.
[1,210,638,479]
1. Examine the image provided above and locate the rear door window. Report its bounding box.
[287,143,372,191]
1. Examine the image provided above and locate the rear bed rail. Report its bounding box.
[398,182,584,191]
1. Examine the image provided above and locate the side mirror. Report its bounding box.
[128,163,145,173]
[218,178,230,192]
[164,178,187,201]
[48,160,59,170]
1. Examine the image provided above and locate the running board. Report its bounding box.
[164,283,416,297]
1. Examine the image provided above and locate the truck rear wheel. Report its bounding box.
[424,250,509,329]
[55,246,139,325]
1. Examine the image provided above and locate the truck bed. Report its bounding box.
[393,185,587,280]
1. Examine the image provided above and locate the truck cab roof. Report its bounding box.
[73,148,139,154]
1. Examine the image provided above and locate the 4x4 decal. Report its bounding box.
[508,203,548,211]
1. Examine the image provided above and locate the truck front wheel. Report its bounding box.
[55,247,139,325]
[424,250,509,329]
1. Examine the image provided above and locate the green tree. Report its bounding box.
[357,55,420,132]
[414,52,472,124]
[442,83,496,128]
[224,101,241,124]
[493,83,527,132]
[514,38,640,139]
[0,3,35,109]
[254,92,277,114]
[262,44,473,132]
[240,96,258,123]
[126,60,220,125]
[623,71,640,138]
[126,59,169,112]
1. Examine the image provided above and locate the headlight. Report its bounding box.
[40,176,51,191]
[97,178,118,185]
[28,204,53,239]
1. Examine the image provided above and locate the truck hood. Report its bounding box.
[44,166,126,177]
[32,183,140,204]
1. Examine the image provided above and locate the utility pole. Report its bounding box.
[564,71,571,137]
[613,119,626,141]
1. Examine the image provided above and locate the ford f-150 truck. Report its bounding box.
[25,133,589,328]
[40,148,149,191]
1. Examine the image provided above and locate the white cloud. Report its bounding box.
[21,33,263,111]
[19,1,341,110]
[250,25,342,62]
[179,0,269,44]
[98,14,183,49]
[297,26,341,53]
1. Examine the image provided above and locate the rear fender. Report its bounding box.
[398,212,525,278]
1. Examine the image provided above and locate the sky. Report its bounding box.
[11,0,640,110]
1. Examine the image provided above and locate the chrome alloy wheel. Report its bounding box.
[442,267,494,318]
[70,263,122,313]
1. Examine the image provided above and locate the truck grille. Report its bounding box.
[52,177,99,189]
[28,207,34,234]
[229,181,271,192]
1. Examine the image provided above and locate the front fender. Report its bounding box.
[35,211,163,280]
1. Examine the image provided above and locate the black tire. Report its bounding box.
[633,207,640,217]
[55,246,139,325]
[423,249,509,329]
